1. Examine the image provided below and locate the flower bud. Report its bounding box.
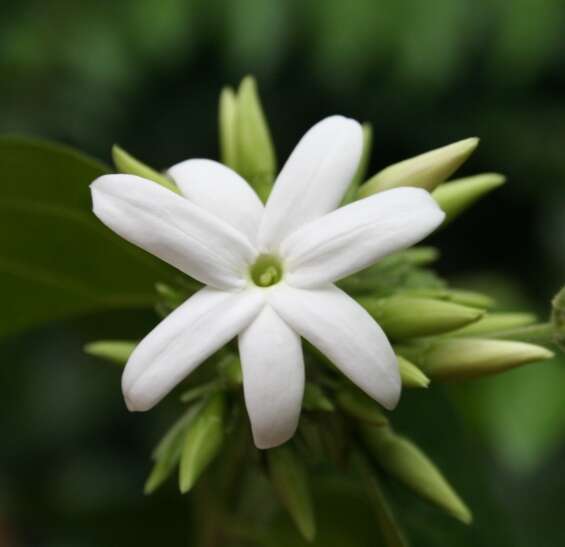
[303,383,335,412]
[398,355,430,388]
[179,394,225,493]
[452,312,537,337]
[235,76,277,202]
[112,145,179,193]
[359,296,483,340]
[358,137,478,197]
[400,338,554,380]
[432,173,505,224]
[552,285,565,351]
[84,340,136,365]
[398,287,494,309]
[342,122,373,204]
[360,425,472,524]
[336,388,389,426]
[267,444,316,541]
[218,86,238,170]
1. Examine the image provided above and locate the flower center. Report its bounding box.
[249,254,284,287]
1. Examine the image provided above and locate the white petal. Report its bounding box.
[281,187,445,288]
[238,306,304,449]
[122,287,265,411]
[269,284,400,409]
[258,116,363,250]
[91,174,257,289]
[168,159,264,243]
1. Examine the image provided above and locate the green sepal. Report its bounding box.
[397,355,430,388]
[84,339,136,365]
[359,296,483,340]
[235,76,277,202]
[219,86,239,170]
[358,137,478,197]
[179,393,225,493]
[398,338,554,380]
[267,443,316,542]
[336,388,389,427]
[145,405,202,494]
[432,173,505,225]
[360,425,472,524]
[303,383,335,412]
[342,122,373,204]
[112,144,179,193]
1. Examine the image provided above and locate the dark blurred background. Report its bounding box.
[1,1,565,545]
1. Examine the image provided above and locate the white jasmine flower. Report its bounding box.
[90,116,444,449]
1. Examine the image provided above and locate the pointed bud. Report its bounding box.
[217,354,243,386]
[145,406,201,494]
[453,312,537,336]
[358,137,478,197]
[402,338,554,380]
[236,76,276,202]
[84,340,136,365]
[552,286,565,351]
[342,122,373,204]
[267,444,316,542]
[432,173,506,224]
[303,383,335,412]
[359,296,484,340]
[398,287,494,309]
[353,453,409,547]
[397,355,430,388]
[179,394,225,493]
[112,145,179,193]
[336,388,389,426]
[360,425,472,524]
[218,86,238,170]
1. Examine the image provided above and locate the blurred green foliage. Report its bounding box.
[1,1,565,546]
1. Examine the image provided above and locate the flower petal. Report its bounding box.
[91,174,256,289]
[122,286,265,411]
[269,284,400,409]
[258,116,363,250]
[168,159,264,243]
[281,187,445,288]
[238,306,304,449]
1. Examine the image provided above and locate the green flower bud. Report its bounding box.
[303,383,335,412]
[336,388,389,426]
[398,287,494,309]
[452,312,537,337]
[235,76,277,202]
[112,144,179,193]
[179,394,225,493]
[358,137,478,197]
[552,285,565,351]
[342,122,373,205]
[267,444,316,542]
[359,296,483,340]
[399,338,554,380]
[432,173,506,225]
[145,405,202,494]
[398,355,430,388]
[360,425,472,524]
[84,340,136,365]
[218,86,238,171]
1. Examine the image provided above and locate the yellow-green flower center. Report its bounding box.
[250,254,283,287]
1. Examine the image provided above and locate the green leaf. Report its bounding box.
[0,137,174,338]
[179,394,225,493]
[268,443,316,542]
